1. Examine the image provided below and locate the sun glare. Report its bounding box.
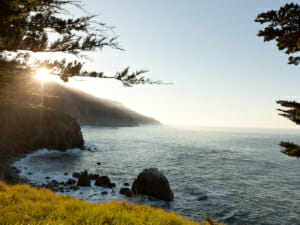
[36,68,54,82]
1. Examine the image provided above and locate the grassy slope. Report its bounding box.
[0,182,218,225]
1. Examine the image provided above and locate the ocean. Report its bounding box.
[12,125,300,225]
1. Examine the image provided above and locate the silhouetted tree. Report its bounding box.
[255,2,300,157]
[277,100,300,125]
[0,0,161,87]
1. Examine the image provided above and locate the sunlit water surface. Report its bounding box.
[13,126,300,225]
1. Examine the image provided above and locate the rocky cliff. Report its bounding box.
[0,77,159,182]
[0,103,84,158]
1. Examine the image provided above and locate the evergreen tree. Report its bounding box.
[0,0,160,87]
[255,3,300,157]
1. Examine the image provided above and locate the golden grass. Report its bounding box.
[0,182,219,225]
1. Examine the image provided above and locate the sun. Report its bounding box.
[35,68,53,82]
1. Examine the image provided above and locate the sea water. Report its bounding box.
[12,126,300,225]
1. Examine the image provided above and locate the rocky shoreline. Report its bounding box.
[0,104,173,202]
[7,161,175,202]
[1,144,209,204]
[0,103,85,184]
[0,156,27,184]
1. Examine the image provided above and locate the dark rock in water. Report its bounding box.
[197,195,208,201]
[66,178,76,185]
[88,173,100,180]
[76,170,90,187]
[69,185,79,190]
[80,192,83,194]
[132,168,174,201]
[101,191,108,195]
[28,172,32,175]
[24,167,27,170]
[77,177,90,187]
[87,147,94,152]
[11,166,20,174]
[64,172,68,176]
[72,172,80,178]
[73,170,99,185]
[45,176,51,179]
[123,182,129,186]
[73,170,86,178]
[120,188,132,197]
[97,162,101,165]
[45,180,60,191]
[95,176,115,188]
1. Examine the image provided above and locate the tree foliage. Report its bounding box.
[255,3,300,65]
[0,0,160,87]
[279,141,300,157]
[276,100,300,125]
[255,2,300,157]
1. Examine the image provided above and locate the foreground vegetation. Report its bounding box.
[0,182,218,225]
[256,5,300,158]
[280,142,300,157]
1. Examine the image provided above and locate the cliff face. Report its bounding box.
[0,78,159,183]
[28,81,160,127]
[0,77,159,157]
[0,103,84,158]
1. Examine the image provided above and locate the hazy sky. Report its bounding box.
[66,0,300,129]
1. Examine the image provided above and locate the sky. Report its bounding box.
[64,0,300,129]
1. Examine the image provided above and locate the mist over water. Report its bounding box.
[13,126,300,225]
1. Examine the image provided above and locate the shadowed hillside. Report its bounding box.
[33,81,160,127]
[2,79,160,127]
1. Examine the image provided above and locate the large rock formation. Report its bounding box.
[0,103,84,158]
[76,171,91,187]
[132,168,174,201]
[95,176,116,188]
